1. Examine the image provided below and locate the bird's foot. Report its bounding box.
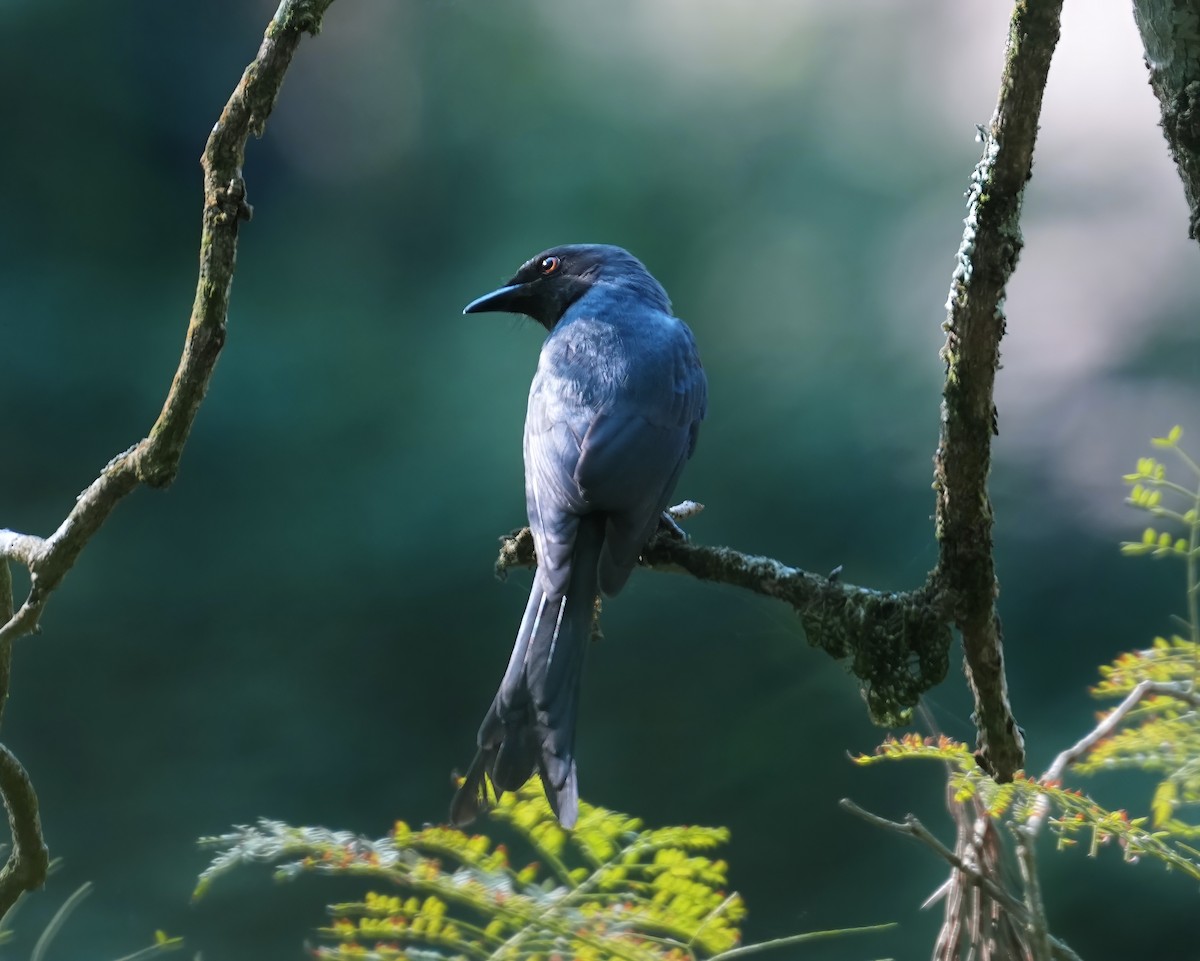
[659,500,705,540]
[658,511,688,540]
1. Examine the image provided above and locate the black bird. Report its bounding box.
[451,244,707,829]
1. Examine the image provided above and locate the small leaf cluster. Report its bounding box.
[1100,427,1200,834]
[1075,635,1200,840]
[855,429,1200,888]
[196,777,746,961]
[853,735,1200,879]
[1119,425,1198,559]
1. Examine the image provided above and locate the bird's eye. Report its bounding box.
[539,256,561,275]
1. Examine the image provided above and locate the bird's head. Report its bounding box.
[463,243,670,330]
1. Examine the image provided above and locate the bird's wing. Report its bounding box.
[524,373,592,597]
[524,312,706,595]
[576,325,705,497]
[576,324,706,588]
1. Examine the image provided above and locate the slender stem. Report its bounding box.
[0,562,12,729]
[1187,462,1200,677]
[1174,445,1200,480]
[1013,827,1051,961]
[706,923,898,961]
[30,882,92,961]
[840,799,1083,961]
[1027,679,1199,836]
[1148,507,1192,525]
[1141,479,1197,499]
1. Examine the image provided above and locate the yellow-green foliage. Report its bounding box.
[1072,426,1200,837]
[195,777,746,961]
[1119,425,1198,563]
[854,734,1200,878]
[855,427,1200,881]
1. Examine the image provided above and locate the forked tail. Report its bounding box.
[450,515,604,829]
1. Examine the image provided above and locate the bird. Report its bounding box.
[450,244,707,829]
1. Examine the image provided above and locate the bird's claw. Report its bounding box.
[657,511,689,541]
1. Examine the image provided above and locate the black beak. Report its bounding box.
[463,282,528,315]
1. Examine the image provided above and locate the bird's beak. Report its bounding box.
[463,283,527,315]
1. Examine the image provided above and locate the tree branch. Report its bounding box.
[0,554,46,916]
[0,745,48,919]
[1013,826,1052,961]
[0,0,336,646]
[932,0,1064,781]
[497,507,953,727]
[0,0,338,919]
[1026,678,1198,835]
[1132,0,1200,240]
[840,799,1082,961]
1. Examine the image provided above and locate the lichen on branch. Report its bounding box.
[1133,0,1200,240]
[496,509,952,728]
[932,0,1065,781]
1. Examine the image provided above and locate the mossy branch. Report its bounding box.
[0,0,335,645]
[931,0,1064,780]
[497,509,951,727]
[0,0,336,919]
[1132,0,1200,240]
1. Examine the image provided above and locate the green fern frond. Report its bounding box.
[196,778,752,961]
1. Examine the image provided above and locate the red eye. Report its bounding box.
[539,256,561,275]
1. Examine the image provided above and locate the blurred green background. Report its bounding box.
[2,0,1198,958]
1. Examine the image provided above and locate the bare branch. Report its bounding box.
[0,745,48,920]
[0,534,43,570]
[930,779,1034,961]
[0,561,14,727]
[1026,678,1198,835]
[840,799,1083,961]
[0,561,48,915]
[1013,827,1051,961]
[0,0,337,646]
[0,0,339,921]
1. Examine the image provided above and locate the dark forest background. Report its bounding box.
[1,1,1198,958]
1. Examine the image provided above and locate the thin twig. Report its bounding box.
[0,560,47,917]
[30,881,92,961]
[0,560,14,727]
[1026,678,1198,835]
[1012,827,1051,961]
[839,799,1083,961]
[706,922,898,961]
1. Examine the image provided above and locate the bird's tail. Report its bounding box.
[450,515,604,830]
